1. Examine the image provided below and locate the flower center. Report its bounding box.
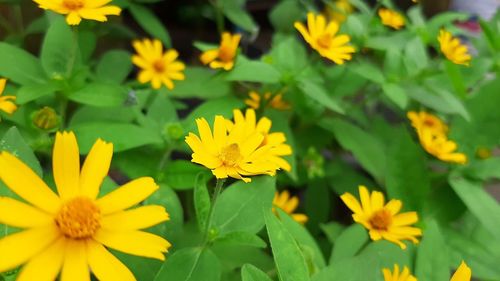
[153,60,166,73]
[55,197,101,239]
[368,209,392,231]
[220,143,242,166]
[218,46,234,62]
[317,34,332,48]
[423,118,435,127]
[62,0,84,10]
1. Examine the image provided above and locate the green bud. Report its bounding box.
[31,107,60,131]
[303,147,325,179]
[163,122,185,141]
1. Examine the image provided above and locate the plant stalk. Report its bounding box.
[203,178,225,245]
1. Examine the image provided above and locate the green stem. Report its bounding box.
[213,1,225,34]
[13,4,23,34]
[203,178,226,245]
[58,96,68,129]
[157,147,172,171]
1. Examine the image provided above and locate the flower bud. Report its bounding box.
[32,107,60,131]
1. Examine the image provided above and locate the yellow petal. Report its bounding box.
[240,133,264,157]
[66,12,82,25]
[94,229,170,260]
[0,79,6,94]
[392,212,418,226]
[101,205,169,231]
[371,191,385,210]
[80,139,113,199]
[16,237,66,281]
[451,261,472,281]
[213,115,228,151]
[200,49,219,65]
[196,117,218,155]
[0,197,53,228]
[358,185,372,214]
[61,240,90,281]
[53,131,81,200]
[0,152,61,214]
[385,199,402,215]
[0,225,60,272]
[97,177,159,215]
[291,214,308,224]
[87,240,136,281]
[341,192,363,214]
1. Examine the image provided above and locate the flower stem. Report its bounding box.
[203,178,225,245]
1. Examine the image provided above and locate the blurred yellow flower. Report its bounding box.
[438,29,471,66]
[408,111,467,164]
[227,108,292,172]
[132,38,186,90]
[378,8,405,30]
[341,185,422,249]
[0,131,170,281]
[294,12,355,64]
[245,91,290,111]
[200,32,241,71]
[451,261,471,281]
[185,114,280,183]
[383,265,417,281]
[33,0,120,25]
[325,0,354,23]
[0,79,17,115]
[273,191,308,224]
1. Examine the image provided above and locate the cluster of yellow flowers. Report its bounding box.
[383,261,471,281]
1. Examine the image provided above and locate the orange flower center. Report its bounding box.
[218,46,234,62]
[368,209,392,230]
[153,60,166,73]
[220,143,241,167]
[62,0,84,10]
[55,197,101,239]
[317,34,332,48]
[423,118,435,127]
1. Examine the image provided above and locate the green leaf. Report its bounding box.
[403,36,428,76]
[68,83,128,107]
[406,85,470,120]
[145,183,184,242]
[0,42,47,85]
[169,67,231,99]
[163,160,210,190]
[479,18,500,52]
[40,17,77,79]
[194,173,211,231]
[312,255,381,281]
[220,0,257,32]
[182,96,244,133]
[443,61,466,99]
[70,122,162,153]
[241,264,273,281]
[269,0,302,33]
[96,50,133,83]
[129,4,171,47]
[216,232,267,248]
[297,78,345,114]
[213,176,275,235]
[154,248,221,281]
[0,127,42,176]
[224,56,281,83]
[329,224,368,264]
[449,173,500,240]
[415,221,450,281]
[16,81,60,104]
[463,157,500,181]
[381,83,408,109]
[350,62,385,84]
[264,209,311,281]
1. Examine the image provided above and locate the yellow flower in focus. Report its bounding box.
[200,32,241,71]
[382,265,417,281]
[438,29,472,66]
[185,114,280,183]
[227,108,292,172]
[245,91,290,111]
[273,191,308,224]
[325,0,354,23]
[340,185,422,249]
[294,12,355,64]
[0,131,170,281]
[0,79,17,116]
[451,261,471,281]
[407,111,467,164]
[378,8,405,30]
[33,0,120,25]
[132,38,186,90]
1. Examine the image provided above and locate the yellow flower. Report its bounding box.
[132,38,186,90]
[200,32,241,71]
[185,114,280,183]
[340,185,422,249]
[273,191,308,224]
[0,131,170,281]
[407,111,467,164]
[0,79,17,116]
[227,108,292,172]
[382,265,417,281]
[33,0,120,25]
[325,0,354,23]
[438,29,472,66]
[294,12,355,65]
[378,8,405,30]
[451,261,471,281]
[245,91,290,111]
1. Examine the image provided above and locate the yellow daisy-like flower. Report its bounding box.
[294,12,356,65]
[382,265,417,281]
[185,114,280,183]
[378,8,405,30]
[132,38,186,90]
[273,191,308,224]
[200,32,241,71]
[33,0,120,25]
[325,0,354,23]
[227,108,292,172]
[407,111,467,164]
[451,261,471,281]
[0,79,17,115]
[438,29,472,66]
[0,131,170,281]
[340,185,422,249]
[245,91,290,111]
